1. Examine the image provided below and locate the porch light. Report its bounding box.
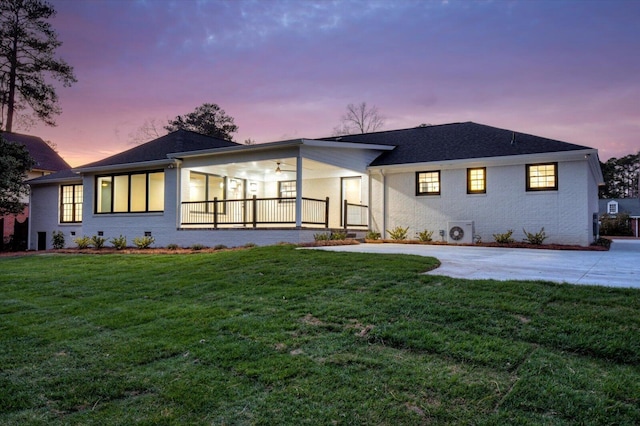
[229,179,238,190]
[249,182,257,193]
[275,163,282,175]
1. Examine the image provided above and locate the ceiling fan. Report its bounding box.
[274,161,296,175]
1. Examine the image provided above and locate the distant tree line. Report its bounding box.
[599,152,640,199]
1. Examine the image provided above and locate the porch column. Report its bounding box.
[295,155,303,227]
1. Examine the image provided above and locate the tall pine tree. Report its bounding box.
[0,0,76,132]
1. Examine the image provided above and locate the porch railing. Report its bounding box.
[181,196,330,228]
[343,200,369,229]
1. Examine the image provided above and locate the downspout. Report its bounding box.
[27,185,32,250]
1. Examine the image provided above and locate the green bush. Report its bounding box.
[314,232,331,241]
[91,235,107,249]
[51,231,65,249]
[110,235,127,250]
[599,212,633,236]
[365,230,381,240]
[73,236,91,249]
[387,226,409,241]
[330,231,348,240]
[243,242,257,248]
[493,230,514,244]
[132,236,155,249]
[522,227,547,245]
[416,229,434,242]
[214,244,228,250]
[190,244,205,251]
[166,243,179,250]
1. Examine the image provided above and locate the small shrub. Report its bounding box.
[51,231,65,249]
[330,231,348,240]
[190,243,205,251]
[592,237,611,249]
[91,235,107,249]
[244,242,257,248]
[523,227,547,245]
[110,235,127,250]
[493,230,514,244]
[73,236,91,249]
[416,229,434,242]
[387,226,409,241]
[166,243,179,250]
[314,232,331,241]
[214,244,228,250]
[132,235,155,249]
[366,230,381,240]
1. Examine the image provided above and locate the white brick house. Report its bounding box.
[27,122,604,249]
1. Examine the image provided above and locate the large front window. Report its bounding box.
[96,171,164,213]
[526,163,557,191]
[60,184,83,223]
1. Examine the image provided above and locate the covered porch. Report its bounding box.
[172,138,388,231]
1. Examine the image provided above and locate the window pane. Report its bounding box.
[189,172,206,201]
[528,164,557,190]
[417,172,440,194]
[208,175,224,201]
[97,177,112,213]
[113,175,129,212]
[130,174,147,212]
[468,168,486,193]
[148,172,164,211]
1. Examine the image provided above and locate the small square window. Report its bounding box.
[416,171,441,195]
[526,163,558,191]
[278,180,296,202]
[467,168,486,194]
[607,201,618,215]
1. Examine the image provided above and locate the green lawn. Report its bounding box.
[1,245,639,425]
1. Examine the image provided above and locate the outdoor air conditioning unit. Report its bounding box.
[447,221,474,244]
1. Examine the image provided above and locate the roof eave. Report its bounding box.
[368,149,600,172]
[74,158,180,174]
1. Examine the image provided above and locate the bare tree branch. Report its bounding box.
[333,102,385,136]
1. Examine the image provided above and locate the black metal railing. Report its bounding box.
[181,196,330,228]
[343,200,369,229]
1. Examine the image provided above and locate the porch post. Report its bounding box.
[295,155,303,227]
[252,195,257,228]
[213,197,218,229]
[325,197,330,228]
[343,199,348,230]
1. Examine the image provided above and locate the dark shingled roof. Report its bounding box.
[80,129,240,169]
[1,132,71,171]
[320,122,592,166]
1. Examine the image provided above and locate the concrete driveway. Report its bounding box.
[312,239,640,288]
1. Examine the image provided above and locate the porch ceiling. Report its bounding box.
[189,158,361,181]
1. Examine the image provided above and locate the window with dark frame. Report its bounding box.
[278,180,296,202]
[189,171,225,213]
[467,167,486,194]
[416,171,441,195]
[95,171,164,213]
[60,184,83,223]
[526,163,558,191]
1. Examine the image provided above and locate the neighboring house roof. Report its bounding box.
[1,132,71,172]
[320,122,593,166]
[599,198,640,217]
[79,129,239,169]
[27,168,81,185]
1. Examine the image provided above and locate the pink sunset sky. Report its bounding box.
[23,0,640,166]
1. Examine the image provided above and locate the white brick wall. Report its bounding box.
[371,158,598,246]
